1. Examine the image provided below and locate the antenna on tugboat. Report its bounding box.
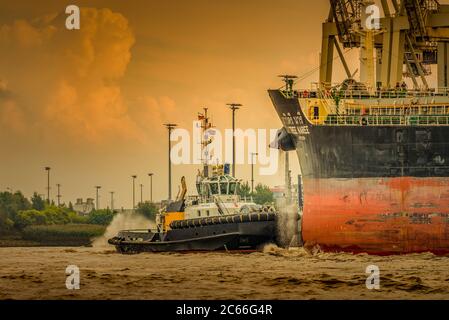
[198,108,210,176]
[226,103,243,177]
[164,123,178,201]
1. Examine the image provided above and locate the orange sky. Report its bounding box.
[1,0,442,208]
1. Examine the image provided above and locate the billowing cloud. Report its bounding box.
[0,7,154,146]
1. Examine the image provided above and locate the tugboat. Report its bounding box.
[108,110,277,253]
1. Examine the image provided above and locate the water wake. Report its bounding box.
[92,211,154,248]
[275,198,301,248]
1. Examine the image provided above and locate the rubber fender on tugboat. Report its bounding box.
[169,212,276,230]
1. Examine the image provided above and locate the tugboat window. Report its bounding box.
[229,182,236,195]
[210,183,219,195]
[220,182,228,195]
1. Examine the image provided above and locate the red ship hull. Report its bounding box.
[302,177,449,255]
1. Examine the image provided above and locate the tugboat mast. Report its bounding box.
[198,107,214,177]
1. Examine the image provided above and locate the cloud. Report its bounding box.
[0,7,155,146]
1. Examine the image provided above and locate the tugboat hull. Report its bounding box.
[108,213,277,253]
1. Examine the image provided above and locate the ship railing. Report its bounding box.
[314,114,449,126]
[340,89,449,100]
[280,89,299,99]
[294,87,449,100]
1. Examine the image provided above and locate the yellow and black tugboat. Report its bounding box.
[108,111,278,253]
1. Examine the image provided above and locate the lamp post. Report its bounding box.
[251,152,258,194]
[164,124,177,201]
[140,184,143,205]
[131,175,137,209]
[110,191,115,212]
[56,183,61,207]
[148,173,154,203]
[227,103,242,177]
[95,186,101,210]
[44,167,51,204]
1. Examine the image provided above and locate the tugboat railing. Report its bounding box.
[120,229,154,233]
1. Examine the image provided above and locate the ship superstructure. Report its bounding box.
[181,108,265,220]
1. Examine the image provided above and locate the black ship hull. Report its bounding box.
[269,89,449,255]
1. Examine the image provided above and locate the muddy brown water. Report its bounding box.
[1,245,449,300]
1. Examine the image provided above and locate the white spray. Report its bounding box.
[275,150,302,248]
[92,211,154,248]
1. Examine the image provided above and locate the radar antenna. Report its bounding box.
[278,75,298,93]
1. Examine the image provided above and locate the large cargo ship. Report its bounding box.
[269,0,449,254]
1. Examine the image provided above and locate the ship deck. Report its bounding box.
[281,87,449,127]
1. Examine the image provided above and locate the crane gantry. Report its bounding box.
[320,0,449,90]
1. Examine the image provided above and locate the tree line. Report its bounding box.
[0,191,118,234]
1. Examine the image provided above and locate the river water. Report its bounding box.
[1,245,449,300]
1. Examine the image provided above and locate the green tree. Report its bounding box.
[14,205,88,229]
[87,209,116,225]
[31,192,45,211]
[136,201,158,220]
[67,211,88,224]
[237,181,251,199]
[43,205,70,225]
[252,184,274,205]
[14,210,47,229]
[0,191,31,232]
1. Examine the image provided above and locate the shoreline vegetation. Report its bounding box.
[0,183,273,247]
[0,191,158,247]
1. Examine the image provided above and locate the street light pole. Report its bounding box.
[131,175,137,209]
[251,152,258,194]
[44,167,51,204]
[164,124,177,201]
[148,173,153,203]
[227,103,242,177]
[140,184,143,205]
[110,191,114,211]
[56,184,61,207]
[95,186,101,210]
